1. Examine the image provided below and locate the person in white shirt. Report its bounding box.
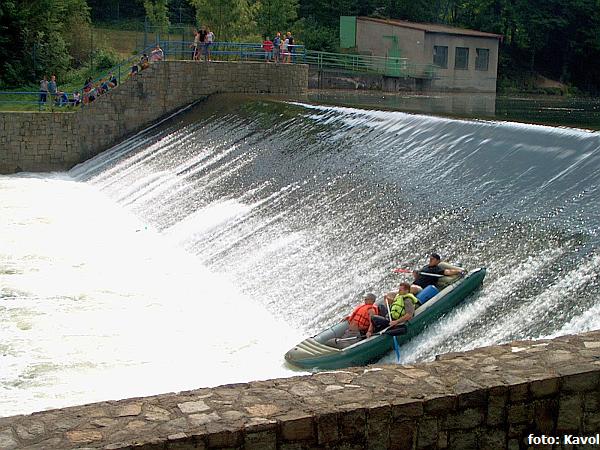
[205,28,215,61]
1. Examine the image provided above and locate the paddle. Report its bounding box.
[393,268,444,277]
[385,296,401,362]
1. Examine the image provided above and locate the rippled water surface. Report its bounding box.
[307,91,600,130]
[1,95,600,416]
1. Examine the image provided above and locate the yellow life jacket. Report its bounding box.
[390,293,419,320]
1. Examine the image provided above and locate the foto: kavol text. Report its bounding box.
[528,434,600,445]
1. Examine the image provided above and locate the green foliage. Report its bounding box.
[256,0,298,37]
[144,0,170,33]
[188,0,257,39]
[0,0,91,87]
[2,0,600,93]
[293,18,337,52]
[92,47,121,70]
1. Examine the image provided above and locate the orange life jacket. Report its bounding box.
[348,303,378,331]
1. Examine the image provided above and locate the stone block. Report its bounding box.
[585,392,600,412]
[206,429,242,447]
[509,383,529,403]
[0,429,18,450]
[507,404,532,424]
[245,428,277,450]
[424,396,457,415]
[511,424,535,443]
[280,443,311,450]
[165,434,201,449]
[416,417,438,448]
[530,378,559,398]
[392,400,424,419]
[479,428,506,450]
[280,415,315,442]
[507,438,519,450]
[14,420,45,441]
[388,420,415,450]
[442,408,484,430]
[487,403,506,427]
[557,394,583,432]
[458,389,488,409]
[448,430,478,449]
[533,399,557,434]
[561,370,600,393]
[367,405,391,449]
[437,430,448,448]
[317,412,339,444]
[583,411,600,433]
[339,408,367,441]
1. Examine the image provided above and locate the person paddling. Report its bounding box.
[411,253,465,294]
[370,283,416,334]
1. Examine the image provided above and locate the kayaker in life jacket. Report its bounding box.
[346,293,379,334]
[370,283,417,334]
[326,293,379,348]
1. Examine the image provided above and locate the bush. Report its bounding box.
[93,48,121,71]
[293,18,337,52]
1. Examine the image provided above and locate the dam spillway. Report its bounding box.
[1,95,600,434]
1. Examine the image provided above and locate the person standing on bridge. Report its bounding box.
[48,75,57,102]
[191,29,200,61]
[272,32,282,63]
[39,76,48,104]
[205,28,214,61]
[286,31,295,63]
[262,36,273,61]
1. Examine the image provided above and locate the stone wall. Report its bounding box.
[0,61,308,174]
[2,331,600,449]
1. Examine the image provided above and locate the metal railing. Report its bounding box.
[0,41,435,111]
[0,44,159,112]
[160,41,307,63]
[304,50,437,79]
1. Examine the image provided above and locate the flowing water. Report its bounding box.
[1,94,600,416]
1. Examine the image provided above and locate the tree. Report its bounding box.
[144,0,170,33]
[0,0,90,87]
[188,0,256,40]
[255,0,298,37]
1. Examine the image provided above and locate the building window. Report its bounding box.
[475,48,489,71]
[433,45,448,68]
[455,47,469,70]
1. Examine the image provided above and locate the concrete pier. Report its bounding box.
[1,331,600,449]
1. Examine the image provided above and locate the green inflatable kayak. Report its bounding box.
[284,267,486,370]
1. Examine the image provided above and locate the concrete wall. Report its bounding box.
[356,20,426,63]
[424,34,499,92]
[0,61,308,174]
[2,331,600,449]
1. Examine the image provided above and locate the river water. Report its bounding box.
[1,94,600,416]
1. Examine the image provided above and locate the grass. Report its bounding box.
[93,27,146,59]
[93,25,196,59]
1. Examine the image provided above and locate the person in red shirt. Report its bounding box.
[262,37,274,61]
